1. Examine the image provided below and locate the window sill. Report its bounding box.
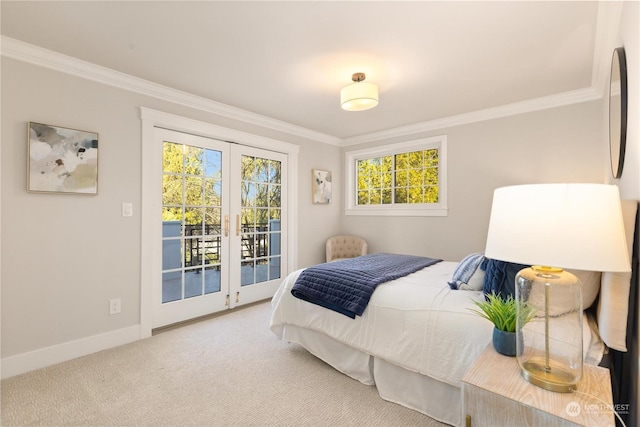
[345,207,448,217]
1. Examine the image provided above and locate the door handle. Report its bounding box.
[236,215,241,236]
[224,215,229,237]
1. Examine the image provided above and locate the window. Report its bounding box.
[345,136,447,216]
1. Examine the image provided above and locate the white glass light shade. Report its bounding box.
[484,183,630,392]
[340,82,379,111]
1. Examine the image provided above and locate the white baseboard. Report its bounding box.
[1,325,141,379]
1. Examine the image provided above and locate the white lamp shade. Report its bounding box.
[485,183,630,272]
[340,82,379,111]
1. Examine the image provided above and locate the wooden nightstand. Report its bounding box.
[461,345,614,427]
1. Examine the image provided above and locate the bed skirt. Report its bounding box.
[374,357,461,426]
[281,324,461,426]
[281,325,375,385]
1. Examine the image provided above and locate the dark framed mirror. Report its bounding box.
[609,47,628,179]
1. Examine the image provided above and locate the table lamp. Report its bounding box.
[484,183,630,392]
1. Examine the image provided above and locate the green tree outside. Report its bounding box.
[357,149,439,206]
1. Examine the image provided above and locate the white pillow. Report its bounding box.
[566,269,602,309]
[598,271,632,351]
[458,268,486,291]
[597,200,637,352]
[448,253,486,291]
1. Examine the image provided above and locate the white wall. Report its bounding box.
[2,61,140,360]
[610,2,639,197]
[297,141,343,268]
[0,57,341,375]
[340,100,605,261]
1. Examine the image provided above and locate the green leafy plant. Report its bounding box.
[468,292,535,333]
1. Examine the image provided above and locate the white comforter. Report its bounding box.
[270,261,494,387]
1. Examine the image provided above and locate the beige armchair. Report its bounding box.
[326,235,368,262]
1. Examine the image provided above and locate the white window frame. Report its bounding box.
[345,135,447,217]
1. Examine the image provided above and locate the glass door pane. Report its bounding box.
[239,155,282,286]
[162,143,224,302]
[154,128,229,328]
[229,145,286,307]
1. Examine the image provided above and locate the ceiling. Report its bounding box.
[1,1,604,143]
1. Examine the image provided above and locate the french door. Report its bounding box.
[153,128,287,328]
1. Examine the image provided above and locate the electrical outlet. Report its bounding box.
[122,202,133,217]
[109,298,122,315]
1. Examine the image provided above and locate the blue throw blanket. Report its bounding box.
[291,253,442,318]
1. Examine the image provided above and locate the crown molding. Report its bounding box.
[2,35,602,148]
[0,36,342,146]
[341,87,601,146]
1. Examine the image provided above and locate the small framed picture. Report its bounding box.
[28,122,99,195]
[312,169,332,204]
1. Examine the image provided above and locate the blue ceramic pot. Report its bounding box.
[492,327,517,357]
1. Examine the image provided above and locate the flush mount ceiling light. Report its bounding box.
[340,72,379,111]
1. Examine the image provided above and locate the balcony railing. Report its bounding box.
[164,221,280,269]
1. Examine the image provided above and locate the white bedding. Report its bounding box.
[270,260,605,388]
[270,259,606,426]
[270,261,494,387]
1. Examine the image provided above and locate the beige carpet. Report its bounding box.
[1,301,447,426]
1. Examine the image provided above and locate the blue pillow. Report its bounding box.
[482,259,530,300]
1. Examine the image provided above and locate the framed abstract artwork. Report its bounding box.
[27,122,99,195]
[312,169,332,204]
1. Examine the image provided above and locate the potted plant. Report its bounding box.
[469,292,535,356]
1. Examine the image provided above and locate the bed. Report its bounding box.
[270,201,638,427]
